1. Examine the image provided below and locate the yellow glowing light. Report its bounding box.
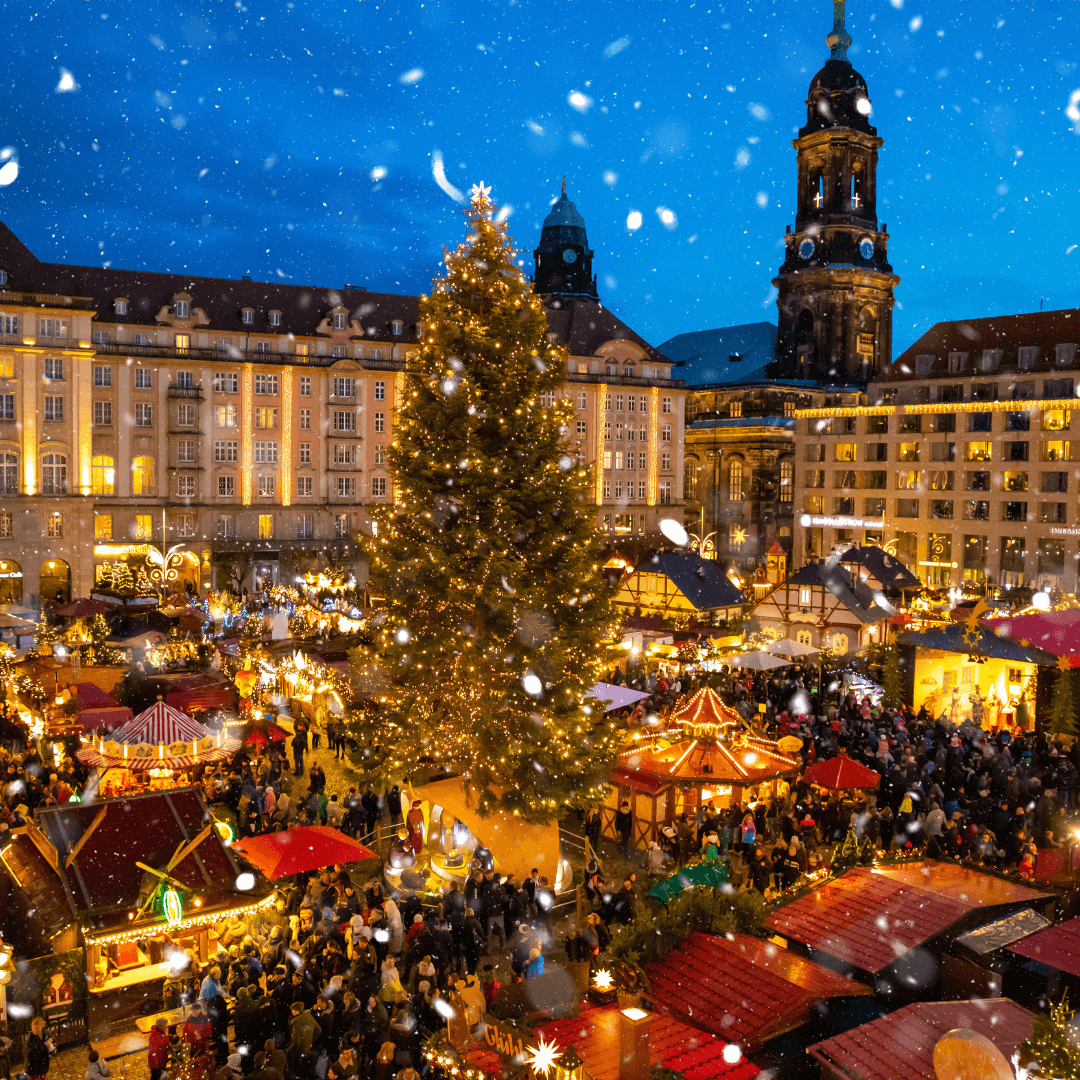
[280,367,293,506]
[525,1035,562,1077]
[241,363,254,505]
[593,969,613,992]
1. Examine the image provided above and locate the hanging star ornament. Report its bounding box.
[732,526,748,548]
[469,181,492,201]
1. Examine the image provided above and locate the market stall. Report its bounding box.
[231,825,376,879]
[0,789,274,1035]
[69,682,132,735]
[803,754,881,792]
[76,700,241,798]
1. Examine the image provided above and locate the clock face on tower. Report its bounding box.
[859,237,874,260]
[561,248,578,264]
[798,239,815,260]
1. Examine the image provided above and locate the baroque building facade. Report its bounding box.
[0,189,683,605]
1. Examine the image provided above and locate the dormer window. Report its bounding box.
[391,320,403,336]
[269,311,282,327]
[242,308,254,326]
[416,322,425,338]
[333,313,347,330]
[115,299,128,315]
[1017,346,1038,372]
[175,300,189,319]
[1056,343,1078,367]
[0,271,7,287]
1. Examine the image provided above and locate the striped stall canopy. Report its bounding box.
[76,700,240,771]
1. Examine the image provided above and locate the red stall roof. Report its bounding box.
[533,1003,759,1080]
[646,933,871,1051]
[765,864,1049,976]
[808,998,1035,1080]
[35,788,246,931]
[1008,915,1080,976]
[803,755,881,791]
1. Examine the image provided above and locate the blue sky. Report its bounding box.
[3,0,1080,354]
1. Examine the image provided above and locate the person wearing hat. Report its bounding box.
[614,800,632,858]
[525,946,544,979]
[147,1018,169,1080]
[510,922,533,977]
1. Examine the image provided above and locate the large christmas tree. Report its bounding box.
[349,183,621,822]
[1048,658,1079,738]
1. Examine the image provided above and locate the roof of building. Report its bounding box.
[646,933,871,1051]
[982,609,1080,660]
[765,864,1049,976]
[897,622,1056,665]
[782,556,894,625]
[657,322,779,387]
[34,788,250,930]
[631,550,745,610]
[0,220,668,365]
[1008,915,1080,976]
[808,998,1035,1080]
[542,297,671,366]
[541,191,587,231]
[883,306,1080,382]
[532,1002,760,1080]
[837,546,921,591]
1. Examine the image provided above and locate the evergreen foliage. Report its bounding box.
[1021,994,1079,1080]
[1049,665,1079,738]
[880,642,905,710]
[347,184,621,822]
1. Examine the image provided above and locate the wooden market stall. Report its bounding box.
[603,688,799,849]
[0,788,274,1038]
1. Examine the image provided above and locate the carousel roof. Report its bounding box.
[614,729,799,790]
[77,699,240,769]
[670,686,745,732]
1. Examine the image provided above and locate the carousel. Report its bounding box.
[77,701,241,798]
[604,687,800,850]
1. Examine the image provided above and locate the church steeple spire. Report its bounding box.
[826,0,852,62]
[532,181,598,301]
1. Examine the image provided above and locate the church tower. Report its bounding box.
[771,1,899,384]
[533,179,599,301]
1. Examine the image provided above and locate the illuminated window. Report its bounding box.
[1043,410,1071,433]
[175,333,190,354]
[255,407,278,429]
[132,456,155,496]
[176,476,196,498]
[895,470,919,491]
[258,475,275,497]
[40,322,67,342]
[41,453,67,495]
[94,514,112,540]
[835,443,857,462]
[134,514,152,540]
[780,459,793,501]
[729,400,742,418]
[91,455,115,496]
[217,476,235,497]
[46,512,62,538]
[966,441,992,462]
[728,459,743,501]
[258,514,274,539]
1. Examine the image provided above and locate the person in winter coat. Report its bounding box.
[182,1002,214,1059]
[525,947,545,979]
[147,1018,169,1080]
[85,1050,111,1080]
[289,1002,322,1054]
[27,1017,50,1080]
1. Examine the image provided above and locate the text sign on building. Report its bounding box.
[799,514,885,529]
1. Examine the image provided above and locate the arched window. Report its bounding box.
[780,459,793,502]
[92,455,115,496]
[0,452,17,495]
[832,632,850,655]
[795,628,813,646]
[132,456,155,496]
[41,453,66,495]
[728,458,743,502]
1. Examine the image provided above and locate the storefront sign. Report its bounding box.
[1049,527,1080,537]
[918,560,958,568]
[798,514,885,529]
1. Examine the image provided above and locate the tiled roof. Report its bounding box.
[765,868,974,974]
[870,863,1052,908]
[808,998,1035,1080]
[884,306,1080,382]
[646,933,870,1051]
[1008,915,1080,976]
[534,1003,759,1080]
[658,321,782,387]
[837,546,921,591]
[897,622,1056,665]
[544,298,671,366]
[633,551,745,610]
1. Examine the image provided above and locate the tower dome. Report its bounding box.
[801,1,875,137]
[533,178,598,300]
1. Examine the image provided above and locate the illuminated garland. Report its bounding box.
[87,892,276,947]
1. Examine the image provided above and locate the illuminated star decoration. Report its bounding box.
[525,1034,562,1077]
[961,598,988,650]
[1057,655,1074,672]
[732,526,748,548]
[469,181,492,201]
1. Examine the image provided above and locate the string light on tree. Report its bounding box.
[346,182,622,823]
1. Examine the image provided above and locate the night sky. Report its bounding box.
[3,0,1079,354]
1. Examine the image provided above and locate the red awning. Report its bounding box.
[231,826,376,879]
[166,681,233,714]
[78,706,133,734]
[803,754,881,790]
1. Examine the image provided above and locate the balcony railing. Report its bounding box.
[168,385,204,399]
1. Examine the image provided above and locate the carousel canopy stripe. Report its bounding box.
[230,825,377,879]
[803,755,882,790]
[76,744,237,769]
[616,736,799,786]
[589,683,651,713]
[671,686,744,728]
[114,700,216,745]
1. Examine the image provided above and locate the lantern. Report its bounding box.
[555,1047,584,1080]
[234,660,258,699]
